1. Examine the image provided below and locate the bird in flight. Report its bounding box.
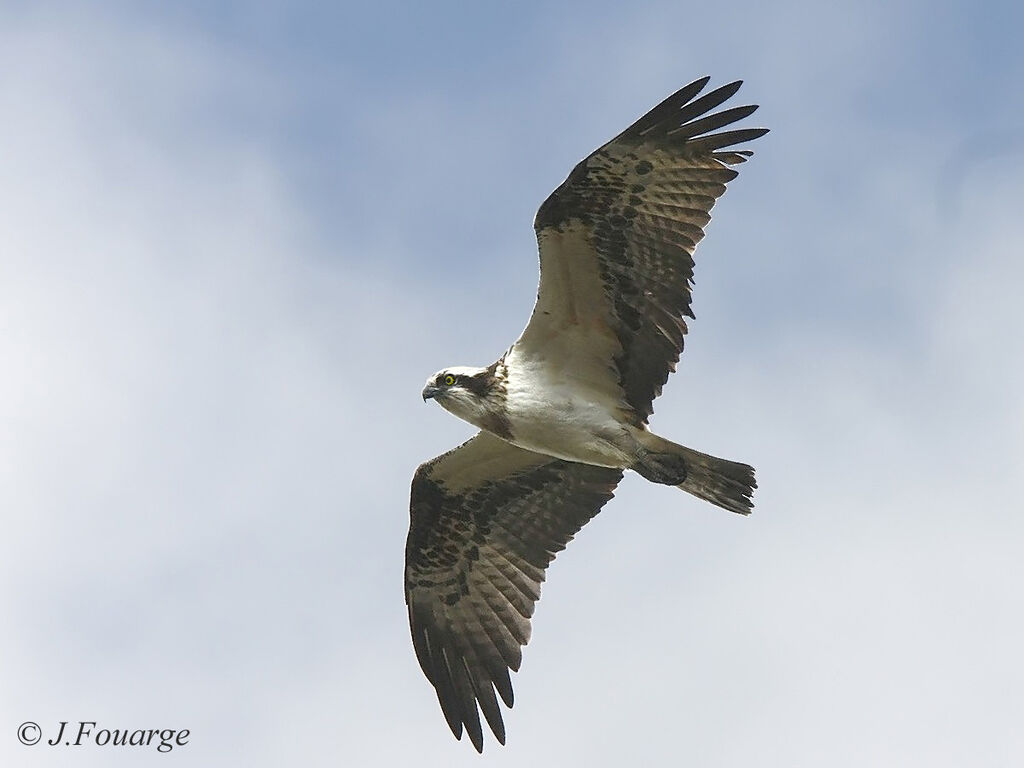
[406,76,767,752]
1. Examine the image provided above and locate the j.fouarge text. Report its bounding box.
[33,720,189,752]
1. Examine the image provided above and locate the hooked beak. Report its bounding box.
[421,384,440,402]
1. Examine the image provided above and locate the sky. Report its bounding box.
[2,1,1022,765]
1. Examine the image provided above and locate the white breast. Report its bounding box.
[501,350,636,468]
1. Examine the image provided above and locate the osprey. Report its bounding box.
[406,77,767,752]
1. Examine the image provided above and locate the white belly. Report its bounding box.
[502,360,636,468]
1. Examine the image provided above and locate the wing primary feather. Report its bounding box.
[409,605,434,677]
[445,644,484,753]
[491,666,514,708]
[687,127,770,152]
[666,80,745,130]
[714,149,754,164]
[667,103,759,139]
[623,76,712,139]
[430,639,465,742]
[459,652,507,746]
[462,607,517,708]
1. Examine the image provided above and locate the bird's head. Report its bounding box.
[421,366,503,428]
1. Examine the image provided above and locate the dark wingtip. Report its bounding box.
[717,80,744,101]
[622,76,711,140]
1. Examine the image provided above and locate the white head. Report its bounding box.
[421,365,505,432]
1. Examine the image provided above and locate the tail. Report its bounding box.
[632,433,756,516]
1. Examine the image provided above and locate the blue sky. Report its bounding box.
[2,1,1023,766]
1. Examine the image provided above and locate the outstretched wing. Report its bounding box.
[405,432,622,752]
[512,77,768,423]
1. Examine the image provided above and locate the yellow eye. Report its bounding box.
[443,374,455,386]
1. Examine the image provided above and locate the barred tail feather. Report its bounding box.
[636,433,756,515]
[675,445,755,515]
